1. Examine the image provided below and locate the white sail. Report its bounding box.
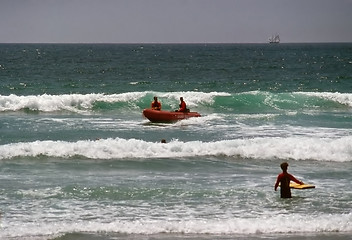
[269,34,280,43]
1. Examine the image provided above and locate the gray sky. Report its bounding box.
[1,0,351,43]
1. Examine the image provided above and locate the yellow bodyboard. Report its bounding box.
[289,182,315,189]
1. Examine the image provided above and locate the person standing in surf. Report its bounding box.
[274,162,304,198]
[151,96,161,110]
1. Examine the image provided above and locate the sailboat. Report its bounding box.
[269,34,280,44]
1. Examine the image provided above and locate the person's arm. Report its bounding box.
[158,101,162,110]
[274,174,281,191]
[288,173,303,185]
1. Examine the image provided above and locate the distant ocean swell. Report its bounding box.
[0,91,351,112]
[1,136,351,162]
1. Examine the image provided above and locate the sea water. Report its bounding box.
[0,43,351,239]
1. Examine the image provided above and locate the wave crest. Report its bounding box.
[0,91,229,113]
[1,136,351,162]
[3,213,351,238]
[1,91,351,113]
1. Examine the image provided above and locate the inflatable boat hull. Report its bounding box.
[143,109,201,123]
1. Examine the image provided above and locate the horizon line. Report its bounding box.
[0,41,351,45]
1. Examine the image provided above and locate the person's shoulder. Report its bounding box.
[278,172,287,178]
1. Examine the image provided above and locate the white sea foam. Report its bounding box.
[0,91,229,112]
[0,136,351,162]
[0,93,103,112]
[0,91,350,113]
[1,213,351,238]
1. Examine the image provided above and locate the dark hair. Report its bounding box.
[280,162,289,171]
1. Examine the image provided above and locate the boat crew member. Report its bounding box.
[176,97,188,112]
[274,162,303,198]
[151,96,161,110]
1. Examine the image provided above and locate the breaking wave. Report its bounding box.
[0,91,351,113]
[1,136,351,162]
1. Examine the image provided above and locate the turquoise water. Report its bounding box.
[0,43,351,239]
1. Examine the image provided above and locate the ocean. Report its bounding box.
[0,43,351,240]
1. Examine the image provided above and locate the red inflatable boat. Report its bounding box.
[143,109,201,123]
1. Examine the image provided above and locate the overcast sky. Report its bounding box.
[1,0,351,43]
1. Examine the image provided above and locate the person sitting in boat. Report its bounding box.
[176,97,189,112]
[151,96,161,110]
